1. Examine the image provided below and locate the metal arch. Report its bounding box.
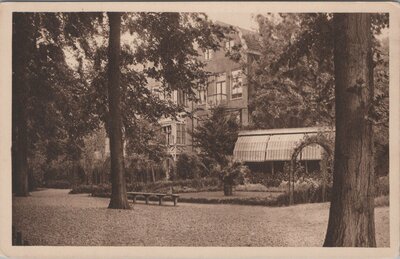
[288,136,334,206]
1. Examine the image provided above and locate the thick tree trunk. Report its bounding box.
[12,14,30,197]
[323,14,376,247]
[13,102,29,196]
[107,12,130,209]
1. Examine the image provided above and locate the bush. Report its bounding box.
[69,178,221,196]
[234,182,285,192]
[246,170,289,187]
[275,184,332,205]
[214,160,250,196]
[176,153,208,179]
[376,175,389,196]
[45,180,72,189]
[68,184,108,194]
[274,175,389,206]
[177,196,281,206]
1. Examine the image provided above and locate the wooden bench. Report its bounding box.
[127,192,179,206]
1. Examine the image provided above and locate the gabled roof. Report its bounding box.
[214,20,262,53]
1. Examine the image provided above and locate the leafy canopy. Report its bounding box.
[192,106,240,167]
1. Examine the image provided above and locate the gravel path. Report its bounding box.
[12,189,389,247]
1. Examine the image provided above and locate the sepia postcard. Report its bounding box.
[0,1,399,259]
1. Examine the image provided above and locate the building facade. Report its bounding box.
[153,23,261,160]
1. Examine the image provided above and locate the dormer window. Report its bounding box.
[204,49,213,60]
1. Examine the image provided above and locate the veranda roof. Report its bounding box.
[233,127,333,162]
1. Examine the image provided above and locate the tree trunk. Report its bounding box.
[107,12,130,209]
[12,14,30,197]
[323,13,376,247]
[151,165,156,182]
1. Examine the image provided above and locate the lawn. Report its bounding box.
[179,191,283,199]
[12,189,389,247]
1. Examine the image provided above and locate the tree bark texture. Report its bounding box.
[324,13,376,247]
[12,14,30,197]
[107,12,130,209]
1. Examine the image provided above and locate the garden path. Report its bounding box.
[12,189,389,247]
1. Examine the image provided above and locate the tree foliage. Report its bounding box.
[192,106,240,167]
[12,12,227,196]
[176,152,208,179]
[247,13,388,131]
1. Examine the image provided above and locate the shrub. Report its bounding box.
[178,196,280,206]
[70,178,221,196]
[215,161,250,196]
[376,175,389,196]
[246,170,289,187]
[275,184,332,205]
[176,153,208,179]
[235,183,269,192]
[45,180,72,189]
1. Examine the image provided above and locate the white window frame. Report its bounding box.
[176,123,186,145]
[204,49,213,60]
[208,73,227,106]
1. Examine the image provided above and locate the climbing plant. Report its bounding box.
[288,130,334,205]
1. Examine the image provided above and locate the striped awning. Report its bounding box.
[233,128,330,162]
[234,135,270,162]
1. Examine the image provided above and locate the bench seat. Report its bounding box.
[127,192,179,206]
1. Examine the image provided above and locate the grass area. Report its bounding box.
[176,191,284,206]
[179,191,282,199]
[12,189,389,247]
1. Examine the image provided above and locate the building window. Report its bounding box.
[177,90,187,106]
[225,40,235,51]
[208,73,227,106]
[176,124,186,145]
[162,125,172,145]
[204,49,213,60]
[197,83,207,105]
[231,70,243,99]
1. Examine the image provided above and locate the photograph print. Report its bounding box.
[5,2,397,254]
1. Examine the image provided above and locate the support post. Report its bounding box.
[289,160,294,205]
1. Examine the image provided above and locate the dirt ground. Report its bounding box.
[12,189,390,247]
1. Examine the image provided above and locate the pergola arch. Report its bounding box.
[288,134,334,205]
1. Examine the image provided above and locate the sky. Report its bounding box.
[206,12,388,39]
[206,12,259,31]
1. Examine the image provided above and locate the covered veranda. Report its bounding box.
[233,127,334,174]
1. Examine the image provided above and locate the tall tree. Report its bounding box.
[249,12,387,245]
[323,13,376,247]
[87,13,226,209]
[106,12,130,209]
[12,13,102,195]
[244,14,335,129]
[12,14,32,196]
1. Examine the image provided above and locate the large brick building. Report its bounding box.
[151,22,261,160]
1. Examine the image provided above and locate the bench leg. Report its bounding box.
[159,197,163,206]
[145,196,150,204]
[132,195,137,204]
[173,197,178,206]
